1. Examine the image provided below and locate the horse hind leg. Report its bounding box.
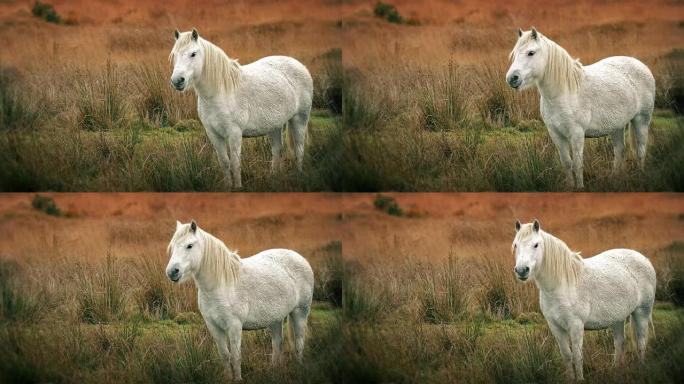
[611,320,626,365]
[288,112,310,171]
[611,127,626,173]
[289,306,310,362]
[269,319,285,365]
[631,306,652,362]
[631,113,651,170]
[268,128,284,173]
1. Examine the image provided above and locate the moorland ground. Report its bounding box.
[1,193,683,382]
[0,0,342,191]
[1,0,682,191]
[341,0,684,191]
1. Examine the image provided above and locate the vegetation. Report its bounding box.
[31,1,61,24]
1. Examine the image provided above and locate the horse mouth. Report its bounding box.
[516,275,528,281]
[169,276,181,283]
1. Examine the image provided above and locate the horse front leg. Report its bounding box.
[548,130,574,189]
[205,321,233,380]
[569,323,585,381]
[548,322,574,381]
[227,323,243,381]
[227,131,243,189]
[206,130,233,189]
[569,131,585,189]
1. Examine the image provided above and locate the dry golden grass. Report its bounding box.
[339,0,684,191]
[1,193,683,382]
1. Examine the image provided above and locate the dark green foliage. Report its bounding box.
[31,1,61,24]
[31,194,61,216]
[374,2,404,24]
[373,194,403,216]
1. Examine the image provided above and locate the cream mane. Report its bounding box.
[511,31,584,93]
[168,225,241,285]
[170,32,241,95]
[517,225,584,286]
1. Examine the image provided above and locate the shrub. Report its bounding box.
[374,2,404,24]
[32,1,61,24]
[31,194,61,216]
[373,194,403,216]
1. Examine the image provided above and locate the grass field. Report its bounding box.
[340,0,684,191]
[1,0,682,191]
[0,193,347,383]
[337,193,684,383]
[0,0,342,191]
[1,193,683,382]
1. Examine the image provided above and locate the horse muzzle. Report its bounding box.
[170,77,187,91]
[167,266,182,282]
[514,266,530,281]
[507,74,522,89]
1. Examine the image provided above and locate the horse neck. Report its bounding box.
[534,232,581,294]
[535,39,583,101]
[192,231,240,293]
[193,43,241,101]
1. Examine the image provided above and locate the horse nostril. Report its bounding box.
[523,266,530,273]
[172,268,180,275]
[179,77,185,83]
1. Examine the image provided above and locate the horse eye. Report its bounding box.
[190,52,197,58]
[527,51,535,57]
[186,244,193,249]
[533,243,539,248]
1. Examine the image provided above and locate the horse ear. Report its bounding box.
[176,220,182,230]
[517,28,523,37]
[190,220,197,233]
[191,28,199,41]
[531,27,538,40]
[515,220,521,232]
[533,219,540,232]
[174,29,180,40]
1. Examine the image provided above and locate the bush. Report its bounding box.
[31,194,61,216]
[374,2,404,24]
[32,1,61,24]
[373,194,403,216]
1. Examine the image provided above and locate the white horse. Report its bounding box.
[506,28,655,189]
[170,29,313,189]
[166,220,314,380]
[512,220,656,381]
